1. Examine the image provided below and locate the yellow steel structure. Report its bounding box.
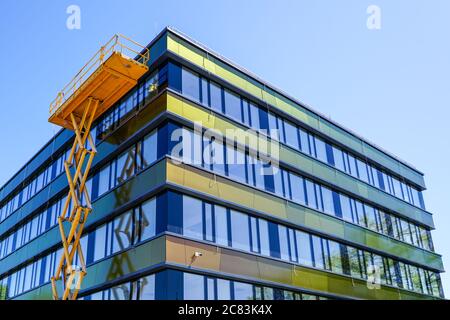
[48,34,149,300]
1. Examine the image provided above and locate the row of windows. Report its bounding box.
[0,190,443,300]
[0,147,70,224]
[0,128,158,261]
[95,64,168,138]
[178,193,443,298]
[176,64,426,210]
[80,270,327,300]
[0,195,158,299]
[174,126,434,251]
[0,196,67,260]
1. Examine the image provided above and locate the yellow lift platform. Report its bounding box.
[48,34,149,300]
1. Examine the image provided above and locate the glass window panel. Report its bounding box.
[329,241,343,274]
[419,227,431,251]
[210,81,223,113]
[392,177,403,198]
[98,165,110,197]
[110,283,131,300]
[289,173,305,205]
[250,217,259,253]
[364,204,378,231]
[246,154,255,186]
[277,117,285,142]
[288,228,297,263]
[259,219,270,257]
[249,103,260,130]
[201,77,209,105]
[181,68,200,102]
[312,236,324,269]
[298,128,309,154]
[30,216,39,240]
[206,277,215,300]
[321,186,334,215]
[142,130,157,168]
[242,100,250,127]
[284,122,299,149]
[354,200,367,227]
[401,182,409,202]
[207,136,226,176]
[305,179,317,209]
[230,210,250,252]
[400,219,412,244]
[339,194,354,223]
[348,155,358,178]
[140,198,156,241]
[391,216,402,241]
[183,196,203,240]
[138,275,155,300]
[278,225,290,261]
[184,273,204,300]
[273,169,284,197]
[370,166,381,188]
[348,247,363,279]
[411,187,421,207]
[224,89,242,122]
[205,203,214,242]
[315,137,327,163]
[111,211,133,255]
[254,159,265,190]
[263,287,274,300]
[409,266,422,293]
[217,279,231,300]
[356,159,369,183]
[332,147,345,172]
[378,211,392,236]
[226,145,246,183]
[181,128,195,165]
[233,282,253,300]
[214,205,228,246]
[116,147,135,186]
[93,225,107,262]
[267,113,278,139]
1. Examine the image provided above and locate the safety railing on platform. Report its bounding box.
[49,34,150,117]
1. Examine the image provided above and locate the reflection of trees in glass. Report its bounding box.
[0,285,7,300]
[328,241,343,274]
[409,266,422,292]
[110,283,131,300]
[347,247,364,278]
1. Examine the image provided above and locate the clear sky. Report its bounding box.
[0,0,449,296]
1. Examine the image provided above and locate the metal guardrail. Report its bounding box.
[49,34,150,117]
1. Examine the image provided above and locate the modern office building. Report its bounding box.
[0,27,445,300]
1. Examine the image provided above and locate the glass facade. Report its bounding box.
[0,29,443,300]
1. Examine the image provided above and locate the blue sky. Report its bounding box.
[0,0,449,296]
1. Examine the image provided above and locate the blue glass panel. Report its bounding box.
[181,67,200,102]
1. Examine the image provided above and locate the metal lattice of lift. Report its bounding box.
[48,34,150,300]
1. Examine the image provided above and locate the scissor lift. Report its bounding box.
[48,34,149,300]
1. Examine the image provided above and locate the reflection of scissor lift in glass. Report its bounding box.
[107,145,151,300]
[48,34,149,300]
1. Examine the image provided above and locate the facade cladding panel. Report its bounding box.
[0,27,445,300]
